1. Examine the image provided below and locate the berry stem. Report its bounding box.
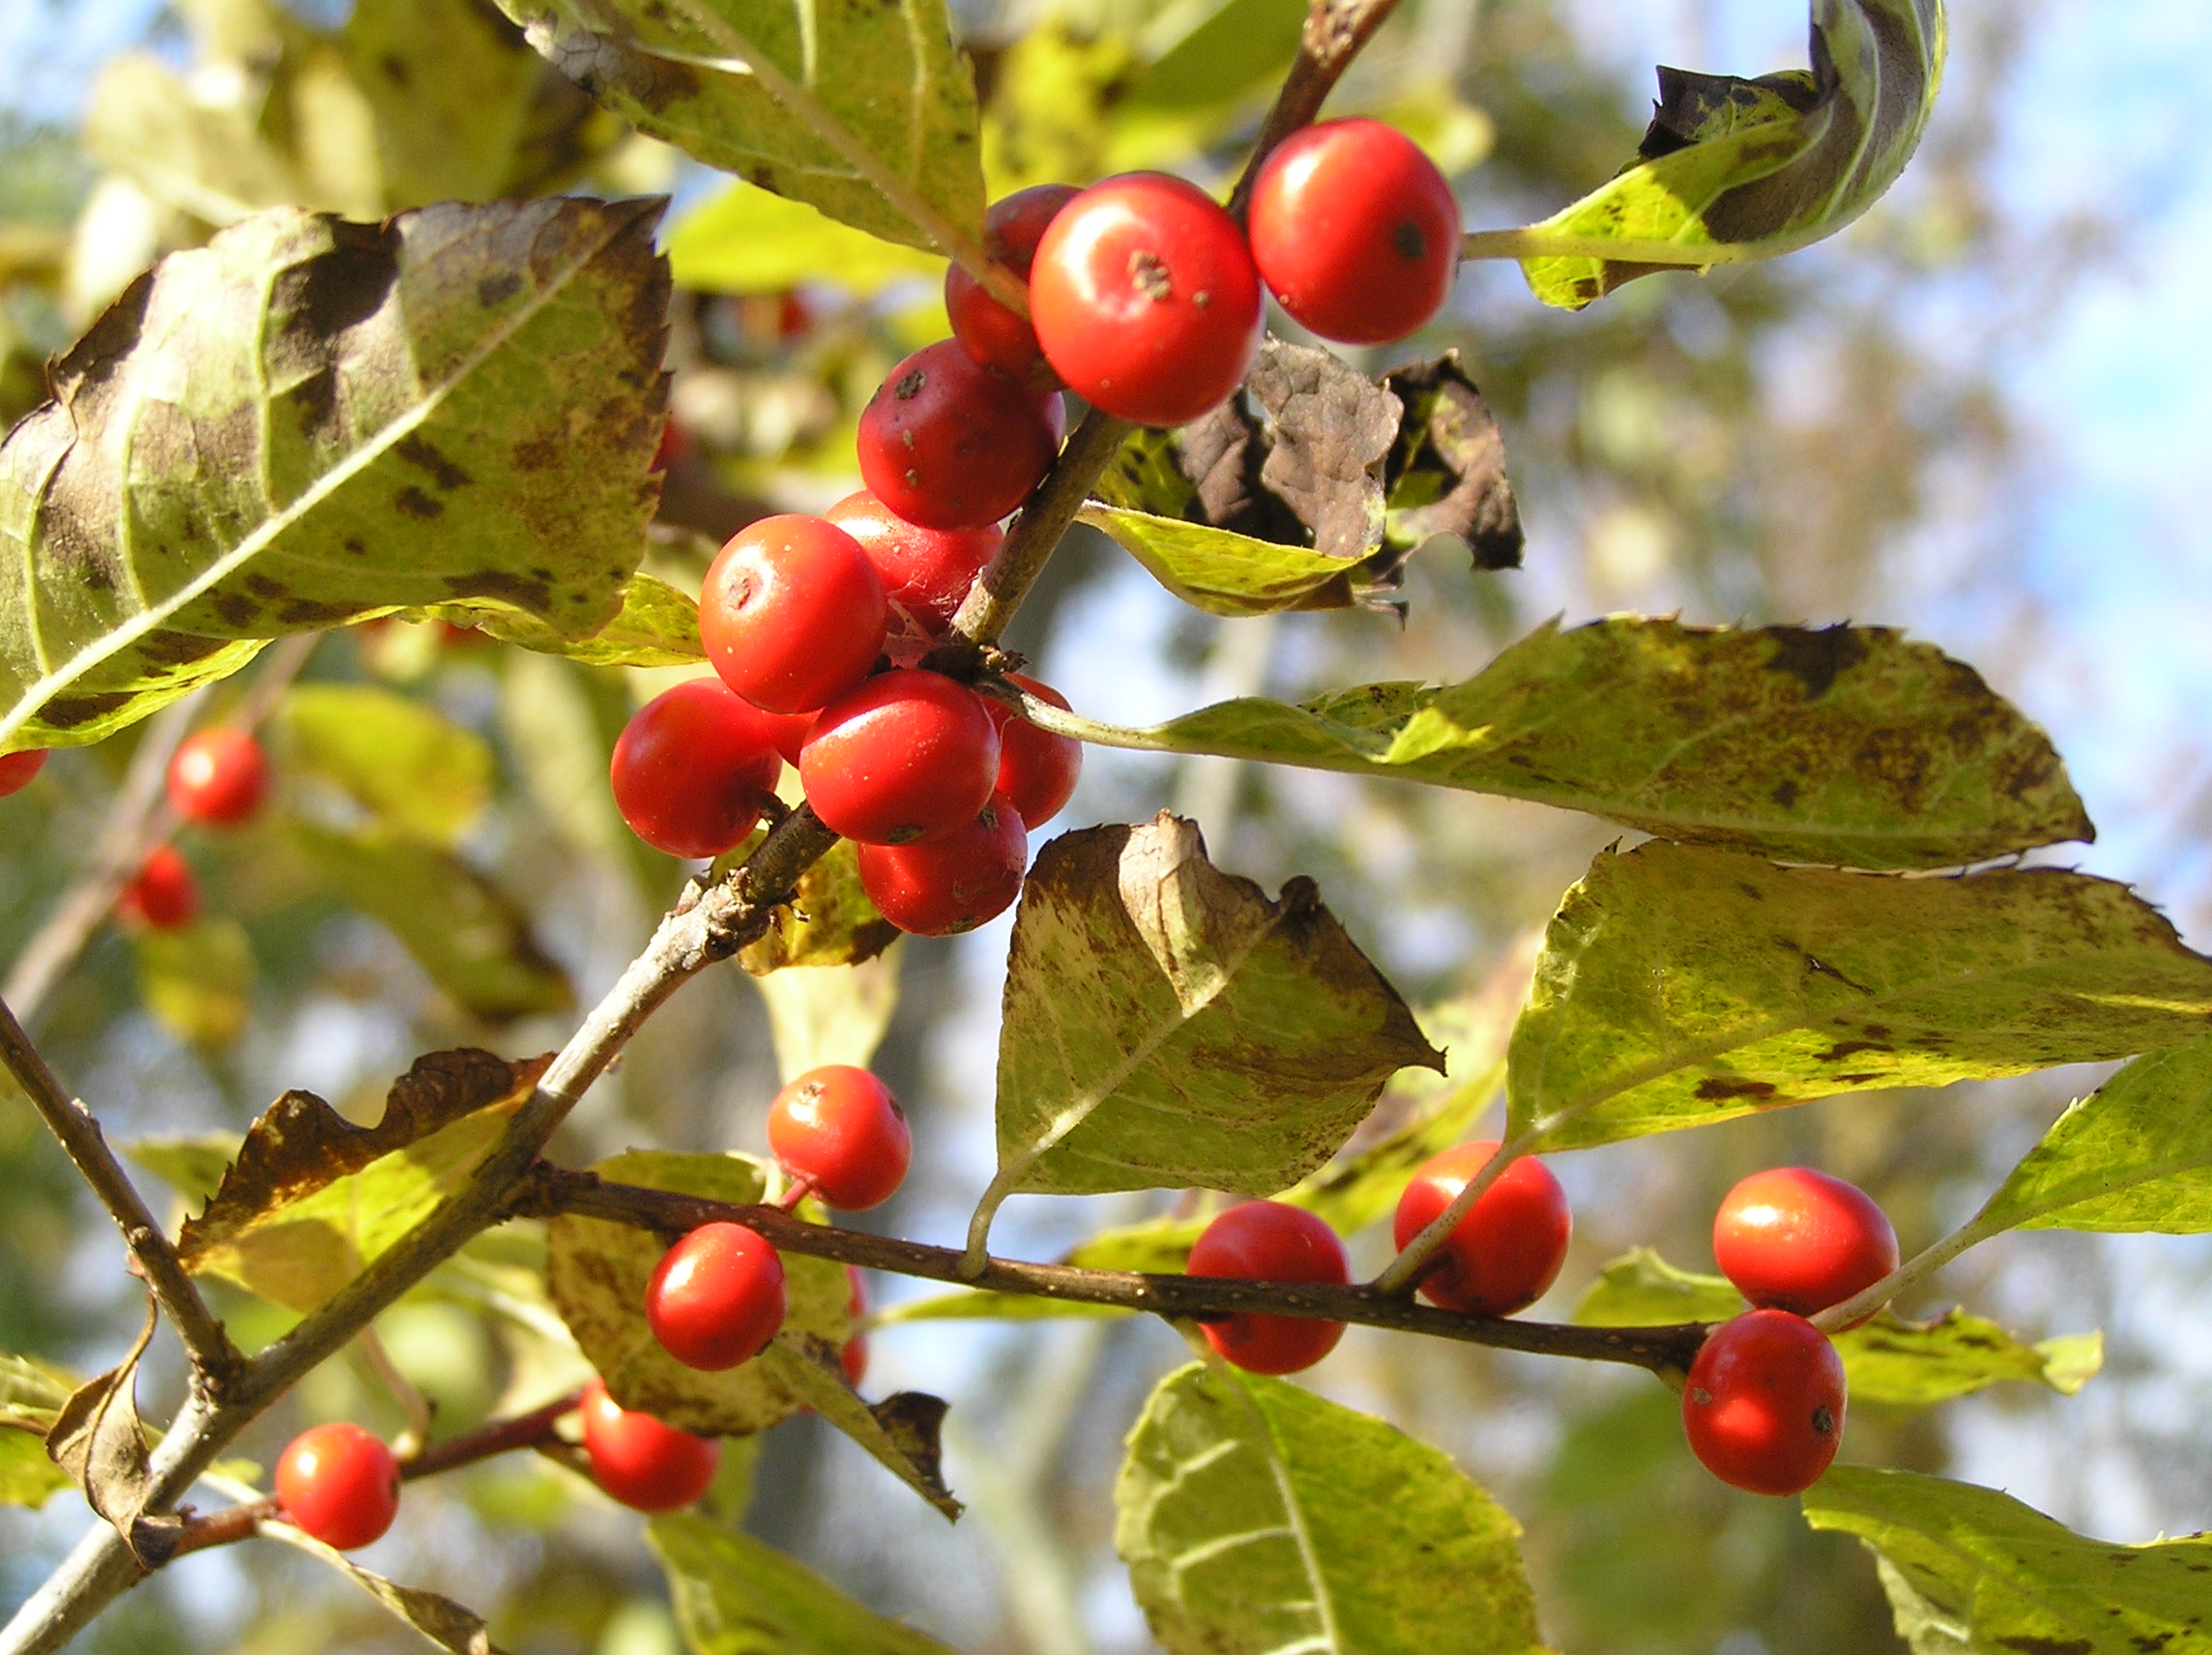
[1810,1208,2010,1333]
[1370,1127,1545,1297]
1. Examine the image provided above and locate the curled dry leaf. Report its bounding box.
[1382,353,1524,571]
[44,1300,181,1566]
[756,1335,961,1520]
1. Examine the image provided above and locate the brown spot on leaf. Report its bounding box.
[444,569,551,611]
[1695,1077,1779,1103]
[478,272,522,309]
[1819,1039,1892,1063]
[393,486,444,520]
[394,435,472,492]
[1763,624,1870,700]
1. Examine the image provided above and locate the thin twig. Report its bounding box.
[0,996,242,1389]
[354,1328,434,1455]
[1811,1210,2007,1334]
[1371,1127,1544,1296]
[1223,0,1411,223]
[526,1168,1708,1375]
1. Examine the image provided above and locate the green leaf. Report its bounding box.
[1079,619,2088,870]
[971,815,1440,1253]
[730,838,898,975]
[1077,505,1368,618]
[1973,1034,2212,1235]
[1,197,668,752]
[750,946,903,1084]
[279,684,495,847]
[544,1151,852,1437]
[1062,1214,1207,1275]
[133,917,254,1049]
[1116,1361,1552,1655]
[262,1522,516,1654]
[291,820,573,1022]
[1,1355,79,1509]
[752,1340,960,1520]
[1802,1466,2212,1655]
[1571,1248,1743,1327]
[1500,0,1948,309]
[497,0,985,255]
[651,1512,962,1655]
[1278,1059,1500,1238]
[868,1291,1128,1327]
[1505,842,2212,1150]
[121,1133,246,1210]
[1124,0,1305,113]
[429,571,706,669]
[670,183,947,296]
[178,1049,546,1312]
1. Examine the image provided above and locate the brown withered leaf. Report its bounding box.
[1382,353,1524,571]
[45,1300,180,1566]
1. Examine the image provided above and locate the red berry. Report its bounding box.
[1185,1201,1349,1376]
[578,1379,720,1511]
[275,1422,400,1551]
[985,674,1082,829]
[856,796,1027,936]
[1390,1141,1570,1317]
[609,679,783,860]
[841,1266,869,1389]
[825,490,1003,634]
[1712,1168,1899,1328]
[167,729,269,827]
[1029,173,1264,427]
[646,1222,788,1371]
[0,748,46,798]
[946,185,1082,389]
[857,341,1060,533]
[652,416,694,472]
[1247,119,1461,345]
[768,1065,912,1210]
[799,670,1001,845]
[700,515,888,715]
[1682,1310,1847,1496]
[118,845,199,931]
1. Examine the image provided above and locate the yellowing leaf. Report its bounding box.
[280,684,495,847]
[670,184,946,296]
[651,1514,961,1655]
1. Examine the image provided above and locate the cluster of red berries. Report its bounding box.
[110,726,275,933]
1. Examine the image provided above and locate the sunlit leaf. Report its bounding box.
[1506,843,2212,1150]
[1,197,667,751]
[754,1339,960,1520]
[1116,1361,1551,1655]
[1803,1467,2212,1655]
[651,1513,961,1655]
[280,684,495,847]
[133,916,255,1049]
[750,946,903,1084]
[263,1521,516,1654]
[670,184,946,296]
[0,1355,79,1510]
[1076,506,1364,617]
[429,571,705,669]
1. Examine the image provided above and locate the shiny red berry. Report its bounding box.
[1030,173,1263,427]
[646,1222,788,1371]
[118,845,198,931]
[1186,1201,1349,1376]
[799,670,1001,845]
[946,185,1082,389]
[1247,118,1461,345]
[857,341,1061,533]
[578,1379,720,1511]
[609,679,783,860]
[1712,1168,1899,1328]
[700,515,888,714]
[825,490,1002,634]
[842,1266,869,1389]
[1682,1309,1848,1496]
[856,796,1027,936]
[167,729,269,827]
[0,748,46,798]
[1391,1141,1570,1317]
[652,416,695,472]
[275,1422,400,1551]
[985,674,1082,829]
[768,1065,912,1210]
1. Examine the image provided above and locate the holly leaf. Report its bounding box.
[428,571,706,669]
[670,183,947,296]
[133,917,254,1049]
[1382,353,1523,570]
[496,0,985,254]
[1508,843,2212,1150]
[1,1355,80,1510]
[651,1513,962,1655]
[1,197,668,752]
[279,684,496,847]
[44,1302,180,1565]
[544,1151,852,1436]
[1116,1361,1551,1655]
[1502,0,1947,308]
[178,1049,548,1312]
[262,1522,515,1654]
[754,1338,960,1520]
[1091,618,2088,871]
[970,815,1441,1254]
[1803,1466,2212,1655]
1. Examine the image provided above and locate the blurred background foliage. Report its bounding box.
[1,0,2204,1651]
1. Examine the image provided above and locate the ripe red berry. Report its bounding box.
[985,674,1082,829]
[841,1266,869,1389]
[768,1065,912,1210]
[652,416,694,472]
[167,729,269,827]
[1247,118,1461,345]
[857,341,1061,533]
[609,679,783,860]
[275,1422,401,1551]
[1712,1168,1899,1328]
[578,1378,721,1511]
[0,748,46,798]
[825,490,1003,635]
[1185,1201,1350,1376]
[646,1222,788,1371]
[1029,173,1264,427]
[856,796,1027,936]
[1681,1309,1848,1496]
[700,515,888,715]
[1391,1141,1571,1317]
[799,670,1001,845]
[118,845,199,931]
[946,185,1081,389]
